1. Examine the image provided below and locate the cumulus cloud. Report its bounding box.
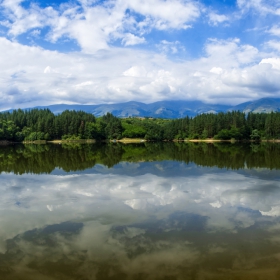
[121,33,146,46]
[2,0,58,36]
[1,0,200,53]
[261,57,280,69]
[0,1,280,108]
[156,40,185,54]
[123,66,148,77]
[268,25,280,37]
[127,0,200,30]
[1,36,280,109]
[208,12,229,26]
[266,40,280,52]
[204,38,259,66]
[237,0,280,15]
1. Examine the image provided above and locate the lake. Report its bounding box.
[1,142,280,280]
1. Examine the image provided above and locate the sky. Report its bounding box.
[1,0,280,110]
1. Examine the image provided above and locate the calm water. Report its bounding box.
[1,142,280,280]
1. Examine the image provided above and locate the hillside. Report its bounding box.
[3,97,280,118]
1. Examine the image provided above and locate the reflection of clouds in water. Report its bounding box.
[261,206,280,216]
[2,216,280,280]
[0,166,279,279]
[0,172,280,235]
[2,220,201,280]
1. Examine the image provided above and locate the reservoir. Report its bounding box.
[1,142,280,280]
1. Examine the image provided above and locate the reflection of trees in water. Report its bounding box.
[1,142,280,174]
[102,143,124,168]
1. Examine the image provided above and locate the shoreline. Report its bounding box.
[0,140,13,145]
[185,139,228,143]
[112,138,146,143]
[1,138,280,145]
[47,139,96,144]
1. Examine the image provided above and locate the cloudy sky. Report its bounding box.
[1,0,280,110]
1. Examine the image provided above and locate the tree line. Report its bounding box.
[1,109,280,141]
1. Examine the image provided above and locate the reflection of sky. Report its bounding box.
[52,160,280,182]
[1,167,280,279]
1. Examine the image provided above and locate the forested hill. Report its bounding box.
[3,97,280,118]
[0,108,280,142]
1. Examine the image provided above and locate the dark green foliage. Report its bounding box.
[0,109,95,141]
[214,127,243,140]
[0,120,20,141]
[101,113,123,139]
[55,110,95,139]
[121,118,169,140]
[182,111,273,141]
[250,129,261,141]
[1,109,280,141]
[122,120,146,138]
[143,122,164,141]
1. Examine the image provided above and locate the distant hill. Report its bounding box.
[4,100,231,118]
[3,97,280,118]
[229,98,280,113]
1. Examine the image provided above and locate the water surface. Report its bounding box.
[1,142,280,279]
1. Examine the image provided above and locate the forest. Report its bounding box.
[0,108,280,141]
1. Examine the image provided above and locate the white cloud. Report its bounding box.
[204,38,259,66]
[2,0,58,36]
[268,25,280,37]
[208,12,229,26]
[1,36,280,109]
[221,63,280,95]
[43,66,54,73]
[156,40,185,54]
[1,0,201,53]
[237,0,280,15]
[260,57,280,70]
[74,80,94,89]
[266,40,280,52]
[127,0,200,30]
[121,33,146,46]
[123,66,148,77]
[210,67,223,75]
[0,20,12,28]
[1,0,280,108]
[29,28,41,37]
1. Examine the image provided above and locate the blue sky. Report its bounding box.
[1,0,280,109]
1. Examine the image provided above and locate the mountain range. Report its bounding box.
[4,98,280,119]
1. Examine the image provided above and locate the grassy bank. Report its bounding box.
[112,138,146,143]
[48,139,96,144]
[2,138,280,145]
